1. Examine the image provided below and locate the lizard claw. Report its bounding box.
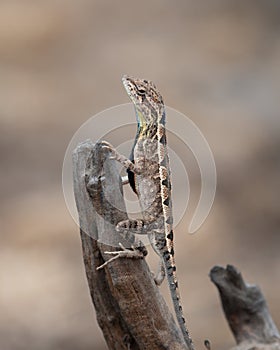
[100,141,113,152]
[100,141,118,159]
[100,140,113,148]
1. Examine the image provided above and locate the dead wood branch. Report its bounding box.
[210,265,280,350]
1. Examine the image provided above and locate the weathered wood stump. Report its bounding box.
[210,265,280,350]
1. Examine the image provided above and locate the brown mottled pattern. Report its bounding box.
[121,75,194,349]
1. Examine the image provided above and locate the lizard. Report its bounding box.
[98,75,194,350]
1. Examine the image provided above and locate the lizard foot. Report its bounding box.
[96,243,146,270]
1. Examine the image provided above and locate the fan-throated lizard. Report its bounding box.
[98,75,194,349]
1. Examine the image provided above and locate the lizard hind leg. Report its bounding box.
[116,219,147,234]
[96,220,148,271]
[96,243,146,270]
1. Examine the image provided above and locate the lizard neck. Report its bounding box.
[135,108,166,140]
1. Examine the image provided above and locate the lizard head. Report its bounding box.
[122,75,165,126]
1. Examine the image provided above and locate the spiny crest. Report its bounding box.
[122,75,165,125]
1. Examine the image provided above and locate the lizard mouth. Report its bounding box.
[122,75,135,96]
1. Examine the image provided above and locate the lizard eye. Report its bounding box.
[137,88,146,95]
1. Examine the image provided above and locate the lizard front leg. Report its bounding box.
[101,141,141,174]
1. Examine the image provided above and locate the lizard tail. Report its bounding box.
[163,250,194,350]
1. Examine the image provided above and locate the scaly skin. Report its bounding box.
[99,75,194,350]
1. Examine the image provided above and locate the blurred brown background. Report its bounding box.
[1,1,279,349]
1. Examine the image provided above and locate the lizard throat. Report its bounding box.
[136,110,165,139]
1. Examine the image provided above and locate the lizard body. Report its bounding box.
[100,76,194,349]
